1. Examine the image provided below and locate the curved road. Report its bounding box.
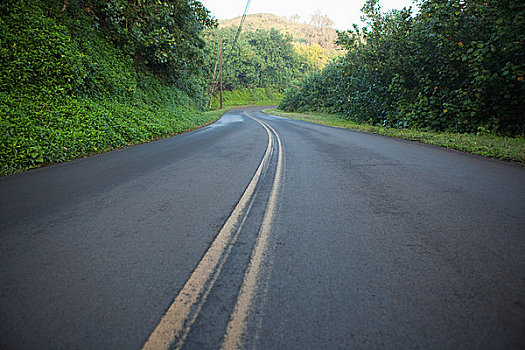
[1,107,524,349]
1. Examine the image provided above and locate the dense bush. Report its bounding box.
[209,88,283,109]
[0,77,211,175]
[202,27,309,92]
[1,0,216,105]
[280,0,525,136]
[0,2,86,96]
[279,60,348,113]
[0,0,217,175]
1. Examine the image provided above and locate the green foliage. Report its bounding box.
[202,28,308,93]
[281,0,525,136]
[292,43,332,70]
[1,0,215,105]
[0,0,219,175]
[209,88,283,109]
[279,60,348,113]
[0,1,86,96]
[0,79,218,176]
[95,0,215,81]
[204,16,337,107]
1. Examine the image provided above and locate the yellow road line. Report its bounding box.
[142,113,274,350]
[221,113,285,350]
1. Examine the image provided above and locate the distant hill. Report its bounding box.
[218,13,339,52]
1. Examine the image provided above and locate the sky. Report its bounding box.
[199,0,416,30]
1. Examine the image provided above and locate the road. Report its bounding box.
[1,106,524,349]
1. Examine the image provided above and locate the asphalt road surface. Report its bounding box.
[1,107,524,349]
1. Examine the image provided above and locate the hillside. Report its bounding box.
[0,0,218,175]
[219,13,339,52]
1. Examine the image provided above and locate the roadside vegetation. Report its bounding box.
[202,27,316,107]
[0,0,217,175]
[264,109,525,165]
[1,3,328,175]
[280,0,524,138]
[201,13,340,109]
[209,88,282,110]
[2,0,522,175]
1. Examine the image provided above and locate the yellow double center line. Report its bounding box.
[221,113,284,349]
[142,112,284,350]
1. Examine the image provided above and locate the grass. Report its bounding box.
[263,109,525,165]
[210,88,282,109]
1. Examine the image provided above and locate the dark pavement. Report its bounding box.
[1,107,524,349]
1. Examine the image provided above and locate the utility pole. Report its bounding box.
[219,37,223,109]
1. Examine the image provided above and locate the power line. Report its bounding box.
[209,0,252,109]
[232,0,251,49]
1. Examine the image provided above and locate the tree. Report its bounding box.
[202,28,308,92]
[282,0,525,135]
